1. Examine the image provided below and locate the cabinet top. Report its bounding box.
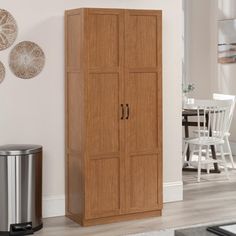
[65,8,162,15]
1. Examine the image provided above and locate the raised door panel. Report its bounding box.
[124,10,162,213]
[125,11,160,68]
[87,9,122,68]
[87,73,120,156]
[127,154,158,209]
[126,73,158,152]
[86,157,120,219]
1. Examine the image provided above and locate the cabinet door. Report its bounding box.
[124,10,162,213]
[85,9,125,219]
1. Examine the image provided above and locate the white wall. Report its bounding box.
[185,0,218,99]
[0,0,183,217]
[185,0,236,145]
[217,0,236,143]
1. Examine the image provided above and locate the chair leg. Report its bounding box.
[220,145,230,180]
[183,142,188,166]
[197,146,202,182]
[206,146,210,174]
[189,144,196,166]
[225,136,235,169]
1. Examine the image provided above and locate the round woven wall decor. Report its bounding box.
[0,9,18,51]
[9,41,45,79]
[0,61,5,83]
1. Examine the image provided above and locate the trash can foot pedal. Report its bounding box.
[10,222,33,235]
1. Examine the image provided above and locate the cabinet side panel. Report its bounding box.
[65,10,85,223]
[67,12,83,71]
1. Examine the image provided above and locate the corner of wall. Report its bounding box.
[43,195,65,218]
[163,181,183,203]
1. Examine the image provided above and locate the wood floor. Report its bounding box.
[36,169,236,236]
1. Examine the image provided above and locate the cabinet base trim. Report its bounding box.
[67,210,162,226]
[83,210,162,226]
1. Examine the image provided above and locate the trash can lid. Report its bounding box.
[0,144,42,156]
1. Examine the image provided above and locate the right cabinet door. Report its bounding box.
[124,10,162,213]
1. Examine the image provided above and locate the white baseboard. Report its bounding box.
[163,181,183,203]
[43,182,183,218]
[43,195,65,218]
[230,141,236,156]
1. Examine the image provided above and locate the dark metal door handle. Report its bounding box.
[126,104,130,119]
[121,104,125,119]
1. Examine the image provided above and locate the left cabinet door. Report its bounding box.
[84,9,125,219]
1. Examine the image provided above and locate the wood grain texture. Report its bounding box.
[87,12,120,68]
[66,12,83,71]
[65,8,162,226]
[84,8,124,220]
[124,10,163,213]
[125,13,158,68]
[82,210,161,226]
[126,72,158,152]
[65,9,85,225]
[125,155,159,212]
[86,157,120,219]
[87,73,120,156]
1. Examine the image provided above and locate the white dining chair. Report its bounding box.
[183,102,231,182]
[213,93,236,168]
[192,94,236,168]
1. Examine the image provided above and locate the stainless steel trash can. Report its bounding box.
[0,145,43,235]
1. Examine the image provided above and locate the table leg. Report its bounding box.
[184,116,190,161]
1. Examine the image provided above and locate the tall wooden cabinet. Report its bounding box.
[65,8,162,226]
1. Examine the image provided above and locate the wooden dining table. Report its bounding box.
[182,100,221,173]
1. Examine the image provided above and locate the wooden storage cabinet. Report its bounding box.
[65,8,162,226]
